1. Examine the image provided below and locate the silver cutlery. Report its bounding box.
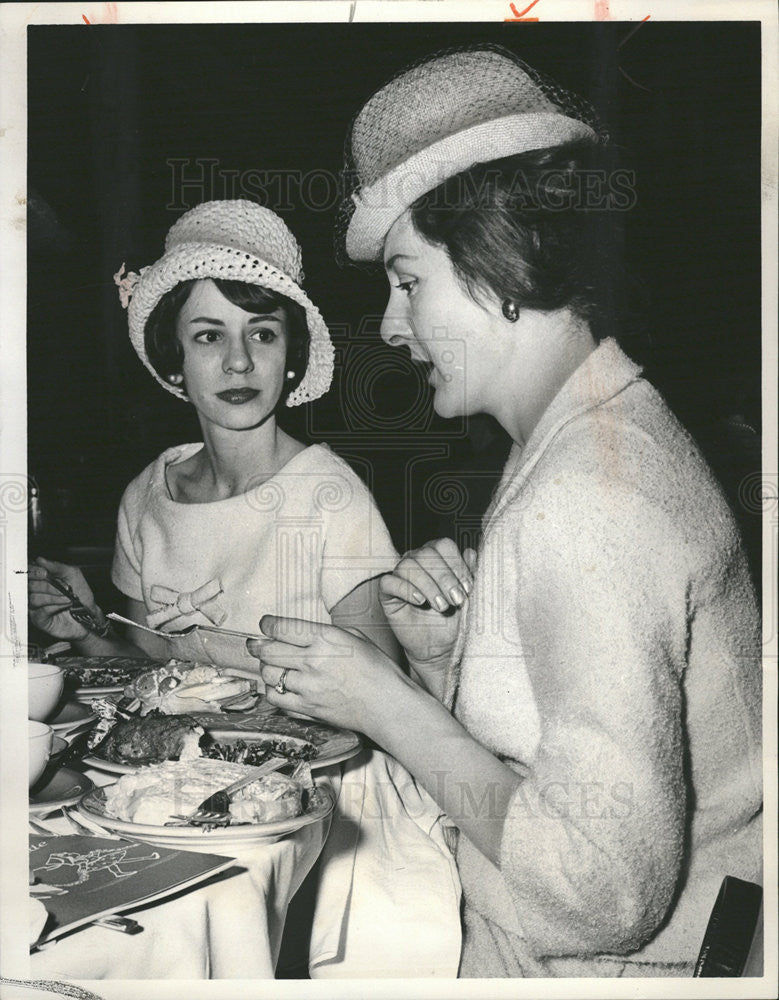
[168,757,287,828]
[45,573,113,637]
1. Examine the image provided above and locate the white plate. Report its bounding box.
[84,719,361,775]
[47,700,97,735]
[77,782,335,852]
[73,683,125,702]
[30,767,95,815]
[56,655,157,701]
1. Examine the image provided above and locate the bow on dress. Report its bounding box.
[147,578,227,629]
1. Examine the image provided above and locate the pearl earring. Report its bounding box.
[286,371,296,380]
[168,373,184,385]
[502,300,520,323]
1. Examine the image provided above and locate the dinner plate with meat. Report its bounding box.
[82,711,361,774]
[77,759,335,850]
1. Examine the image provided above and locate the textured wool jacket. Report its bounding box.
[445,339,762,977]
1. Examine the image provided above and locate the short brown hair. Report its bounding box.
[410,141,631,341]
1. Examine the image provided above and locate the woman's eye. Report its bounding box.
[394,279,417,295]
[193,329,222,343]
[249,328,277,343]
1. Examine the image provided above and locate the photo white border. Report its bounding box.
[1,2,776,998]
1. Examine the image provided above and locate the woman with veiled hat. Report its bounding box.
[250,46,762,977]
[29,200,399,667]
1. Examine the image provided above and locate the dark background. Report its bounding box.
[27,21,763,602]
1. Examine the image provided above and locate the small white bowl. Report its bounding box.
[28,720,54,787]
[28,661,65,722]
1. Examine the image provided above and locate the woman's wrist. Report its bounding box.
[366,666,438,749]
[407,650,451,675]
[406,652,451,699]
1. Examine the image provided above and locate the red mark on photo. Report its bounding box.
[618,13,652,46]
[617,15,652,92]
[505,1,541,22]
[81,3,120,25]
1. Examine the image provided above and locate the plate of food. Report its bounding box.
[77,758,335,851]
[54,656,159,701]
[122,659,261,715]
[82,711,361,774]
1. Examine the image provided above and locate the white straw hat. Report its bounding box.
[343,45,604,262]
[119,200,334,406]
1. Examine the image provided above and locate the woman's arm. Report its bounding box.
[119,597,175,659]
[482,466,688,957]
[329,576,401,663]
[249,616,520,863]
[365,666,522,864]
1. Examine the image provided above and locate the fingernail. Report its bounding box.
[434,595,448,612]
[449,586,465,606]
[462,578,471,595]
[412,590,426,605]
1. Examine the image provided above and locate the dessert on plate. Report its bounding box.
[102,758,306,826]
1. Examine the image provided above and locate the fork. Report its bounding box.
[46,573,113,637]
[168,757,288,828]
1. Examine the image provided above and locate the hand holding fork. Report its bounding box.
[28,556,113,639]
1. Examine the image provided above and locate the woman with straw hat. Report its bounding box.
[250,46,762,976]
[29,200,399,667]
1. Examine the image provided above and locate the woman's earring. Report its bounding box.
[168,373,184,385]
[286,370,296,380]
[502,300,520,323]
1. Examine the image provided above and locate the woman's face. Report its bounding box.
[380,213,508,420]
[176,279,289,432]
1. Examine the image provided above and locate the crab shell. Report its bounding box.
[124,661,252,716]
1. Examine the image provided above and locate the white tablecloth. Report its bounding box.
[26,752,463,983]
[28,766,333,980]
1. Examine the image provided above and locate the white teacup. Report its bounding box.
[28,661,64,722]
[28,720,54,787]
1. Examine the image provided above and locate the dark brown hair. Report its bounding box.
[409,141,631,341]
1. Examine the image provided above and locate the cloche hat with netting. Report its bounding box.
[341,44,607,262]
[117,200,334,406]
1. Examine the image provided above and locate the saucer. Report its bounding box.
[49,735,68,761]
[47,700,97,736]
[29,767,95,815]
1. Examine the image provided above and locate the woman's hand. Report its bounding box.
[247,616,408,735]
[27,556,100,641]
[249,612,521,867]
[379,538,477,668]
